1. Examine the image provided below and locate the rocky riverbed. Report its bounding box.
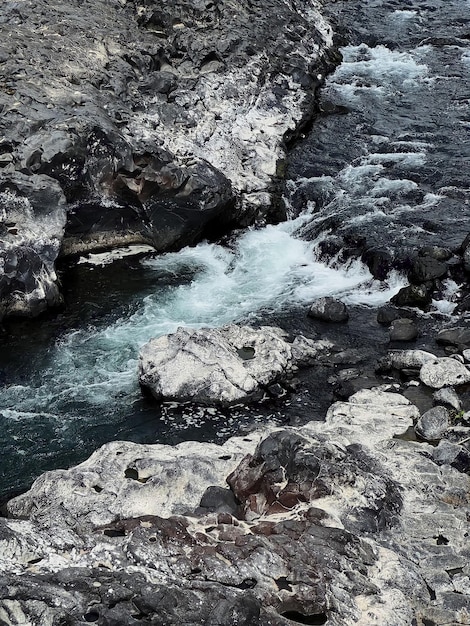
[1,0,470,624]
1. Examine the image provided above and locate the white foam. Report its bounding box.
[77,245,156,266]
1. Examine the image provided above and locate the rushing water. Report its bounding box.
[1,0,469,499]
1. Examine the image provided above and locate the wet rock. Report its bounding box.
[433,387,461,411]
[139,325,333,405]
[415,406,450,441]
[390,283,432,308]
[307,296,349,323]
[409,257,448,284]
[377,305,415,326]
[419,246,452,262]
[436,326,470,349]
[420,357,470,389]
[462,233,470,272]
[381,349,436,371]
[433,440,470,473]
[389,318,418,342]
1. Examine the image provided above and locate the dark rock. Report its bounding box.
[389,318,418,342]
[308,297,349,323]
[432,440,470,473]
[436,327,470,349]
[419,246,453,262]
[198,486,239,515]
[390,284,432,308]
[362,247,394,280]
[377,306,415,326]
[409,257,448,284]
[433,387,461,411]
[415,406,450,441]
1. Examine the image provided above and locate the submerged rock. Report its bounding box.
[139,325,333,405]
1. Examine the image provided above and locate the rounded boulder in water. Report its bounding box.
[389,318,418,342]
[415,406,450,442]
[308,297,349,323]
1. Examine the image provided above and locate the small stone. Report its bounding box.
[433,387,461,411]
[389,319,418,342]
[308,297,349,323]
[420,358,470,389]
[415,406,450,441]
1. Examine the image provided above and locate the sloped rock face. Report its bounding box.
[0,0,335,319]
[3,387,470,625]
[139,325,334,405]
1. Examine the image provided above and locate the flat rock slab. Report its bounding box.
[420,357,470,389]
[139,325,333,405]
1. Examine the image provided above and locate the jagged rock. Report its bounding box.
[433,387,461,411]
[419,357,470,389]
[436,326,470,348]
[409,257,448,284]
[0,172,66,319]
[139,325,333,405]
[390,284,432,308]
[433,440,470,473]
[389,318,418,342]
[307,296,349,322]
[415,406,450,441]
[3,386,470,624]
[0,0,336,318]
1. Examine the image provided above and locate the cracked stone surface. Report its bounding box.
[2,387,470,625]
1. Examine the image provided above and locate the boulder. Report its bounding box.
[415,406,450,441]
[389,318,418,342]
[377,305,415,326]
[308,296,349,322]
[433,387,461,411]
[139,325,333,405]
[386,349,436,371]
[390,284,432,308]
[436,327,470,349]
[419,357,470,389]
[409,257,447,284]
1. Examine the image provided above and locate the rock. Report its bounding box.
[389,318,418,342]
[415,406,450,441]
[463,349,470,362]
[409,257,448,284]
[0,172,67,319]
[462,234,470,272]
[197,486,239,515]
[381,349,436,371]
[377,305,415,326]
[433,440,470,473]
[433,387,461,411]
[436,327,470,349]
[419,246,452,261]
[307,296,349,322]
[139,325,333,405]
[0,0,336,318]
[420,357,470,389]
[390,284,432,308]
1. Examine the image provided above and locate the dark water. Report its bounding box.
[1,0,469,500]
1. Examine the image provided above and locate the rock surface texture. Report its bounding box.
[0,0,335,320]
[139,325,334,405]
[2,386,470,625]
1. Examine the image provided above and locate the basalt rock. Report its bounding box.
[0,0,335,319]
[139,325,334,405]
[307,296,349,323]
[3,387,470,625]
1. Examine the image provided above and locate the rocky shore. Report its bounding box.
[0,0,336,321]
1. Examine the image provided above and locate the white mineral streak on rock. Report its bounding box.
[420,356,470,388]
[4,387,470,624]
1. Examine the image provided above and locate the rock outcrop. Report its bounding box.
[2,386,470,625]
[0,0,336,320]
[139,324,334,405]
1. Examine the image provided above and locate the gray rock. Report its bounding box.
[389,318,418,342]
[436,327,470,348]
[308,296,349,322]
[433,387,461,411]
[139,325,332,405]
[420,357,470,389]
[390,283,432,308]
[376,305,415,326]
[409,257,448,284]
[433,440,470,473]
[384,349,436,371]
[415,406,450,441]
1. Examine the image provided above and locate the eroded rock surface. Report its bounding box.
[0,0,336,319]
[139,325,334,405]
[3,387,470,625]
